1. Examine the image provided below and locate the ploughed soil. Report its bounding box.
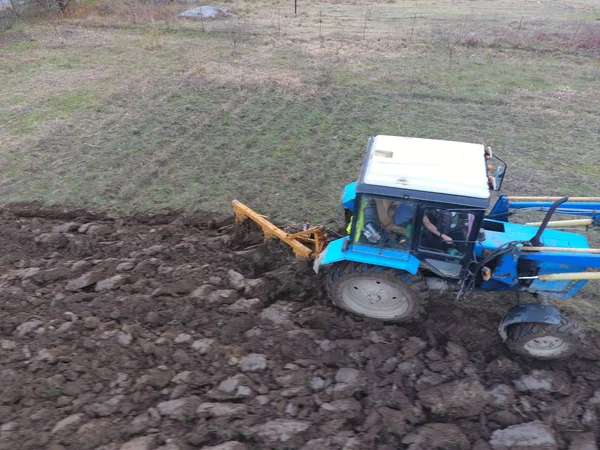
[0,204,599,450]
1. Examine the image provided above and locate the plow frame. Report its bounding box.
[232,200,327,259]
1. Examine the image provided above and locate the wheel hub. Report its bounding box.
[524,336,567,357]
[339,277,411,320]
[366,292,383,304]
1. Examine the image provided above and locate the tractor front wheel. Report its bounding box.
[327,262,428,322]
[506,316,583,360]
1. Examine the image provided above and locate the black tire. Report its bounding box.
[326,261,429,323]
[506,316,583,360]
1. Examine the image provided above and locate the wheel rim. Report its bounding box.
[339,277,411,320]
[523,335,569,358]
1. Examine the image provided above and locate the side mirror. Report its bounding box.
[495,165,505,191]
[485,147,507,191]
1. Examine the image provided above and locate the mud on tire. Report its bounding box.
[326,261,429,323]
[506,316,584,360]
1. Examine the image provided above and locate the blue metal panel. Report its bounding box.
[508,201,600,220]
[498,303,562,341]
[488,195,600,223]
[341,182,357,212]
[479,220,590,252]
[520,252,600,269]
[320,237,421,274]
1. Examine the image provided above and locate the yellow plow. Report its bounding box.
[232,200,327,259]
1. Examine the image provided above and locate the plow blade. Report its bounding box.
[232,200,327,259]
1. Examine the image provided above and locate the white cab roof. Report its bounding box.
[362,135,490,200]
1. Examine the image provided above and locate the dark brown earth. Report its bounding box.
[0,205,599,450]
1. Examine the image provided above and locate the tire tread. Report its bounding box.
[506,315,583,360]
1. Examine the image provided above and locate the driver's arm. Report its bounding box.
[423,215,452,243]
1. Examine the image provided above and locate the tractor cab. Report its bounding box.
[349,194,483,278]
[334,135,503,278]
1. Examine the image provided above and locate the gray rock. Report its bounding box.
[85,224,112,235]
[568,433,599,450]
[125,412,159,436]
[208,289,238,305]
[418,378,490,418]
[51,414,83,434]
[179,5,232,19]
[142,244,166,256]
[87,395,123,417]
[487,384,517,409]
[116,261,136,272]
[402,423,470,449]
[35,232,68,245]
[174,333,192,344]
[197,402,248,418]
[514,370,571,395]
[1,339,17,350]
[117,332,133,346]
[201,442,249,450]
[327,368,362,398]
[489,421,557,450]
[52,222,80,233]
[121,435,156,450]
[155,444,182,450]
[402,336,427,359]
[260,302,295,326]
[66,271,103,291]
[15,319,44,338]
[206,374,253,401]
[250,419,311,446]
[13,267,40,280]
[95,275,127,291]
[255,395,270,406]
[84,316,101,329]
[172,371,192,384]
[36,348,58,364]
[239,353,267,372]
[191,338,214,354]
[156,396,201,419]
[190,284,216,300]
[227,298,262,313]
[227,269,246,290]
[71,260,93,272]
[320,399,362,419]
[310,376,327,391]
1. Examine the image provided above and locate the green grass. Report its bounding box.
[0,0,599,223]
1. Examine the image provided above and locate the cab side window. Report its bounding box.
[419,208,474,256]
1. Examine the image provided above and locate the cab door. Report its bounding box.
[415,206,482,278]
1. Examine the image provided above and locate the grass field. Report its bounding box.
[1,0,599,225]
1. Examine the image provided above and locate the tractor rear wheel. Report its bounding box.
[327,262,428,322]
[506,316,583,360]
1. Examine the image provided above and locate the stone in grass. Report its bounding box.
[179,6,233,19]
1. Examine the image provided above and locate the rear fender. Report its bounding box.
[498,303,561,341]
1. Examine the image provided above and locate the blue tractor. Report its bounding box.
[234,135,600,360]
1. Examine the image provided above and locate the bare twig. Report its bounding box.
[319,10,322,39]
[572,20,582,41]
[409,13,416,44]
